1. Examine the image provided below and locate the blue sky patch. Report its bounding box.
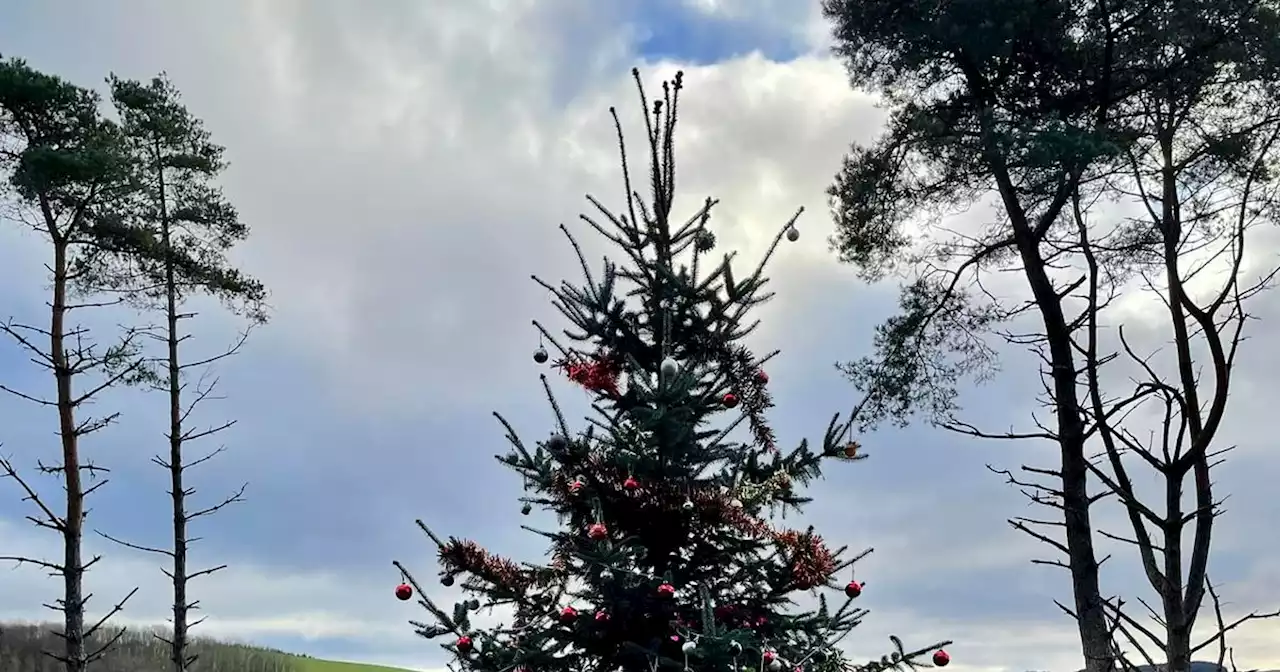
[618,0,804,64]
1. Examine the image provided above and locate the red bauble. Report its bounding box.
[394,583,413,601]
[763,651,777,663]
[595,610,610,622]
[569,479,584,494]
[657,582,676,598]
[932,650,950,667]
[623,476,639,490]
[588,523,608,540]
[456,636,473,653]
[756,370,769,384]
[559,606,578,623]
[722,392,738,408]
[844,580,863,598]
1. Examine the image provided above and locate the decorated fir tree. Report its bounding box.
[392,70,952,672]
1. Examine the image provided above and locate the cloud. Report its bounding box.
[1,2,1279,672]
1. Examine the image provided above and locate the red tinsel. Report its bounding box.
[558,354,621,396]
[774,529,837,590]
[719,345,778,452]
[439,538,533,593]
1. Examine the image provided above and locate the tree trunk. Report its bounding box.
[158,143,189,672]
[51,237,87,672]
[1014,231,1115,672]
[976,108,1115,672]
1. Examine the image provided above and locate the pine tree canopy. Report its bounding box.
[392,70,951,672]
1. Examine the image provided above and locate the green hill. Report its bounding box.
[0,622,415,672]
[292,660,419,672]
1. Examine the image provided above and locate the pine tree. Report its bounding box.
[0,55,147,672]
[93,73,267,672]
[392,70,951,672]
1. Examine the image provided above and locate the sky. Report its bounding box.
[0,1,1278,671]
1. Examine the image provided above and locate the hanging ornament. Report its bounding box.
[588,523,609,540]
[660,357,679,378]
[657,582,676,598]
[842,441,861,458]
[441,576,455,587]
[844,580,863,598]
[785,226,799,242]
[547,434,568,452]
[601,569,614,580]
[623,476,639,491]
[694,229,716,252]
[932,650,951,667]
[769,660,782,672]
[569,479,584,494]
[520,503,532,515]
[595,610,610,622]
[756,369,769,384]
[559,606,578,624]
[682,499,694,511]
[533,346,549,364]
[763,651,777,663]
[729,641,743,654]
[456,636,474,654]
[394,583,413,601]
[682,641,697,655]
[812,650,828,663]
[467,598,480,610]
[722,392,739,408]
[730,498,744,508]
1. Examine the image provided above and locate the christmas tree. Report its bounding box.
[392,70,952,672]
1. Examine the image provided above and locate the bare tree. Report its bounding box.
[0,56,155,672]
[820,0,1280,670]
[88,73,267,672]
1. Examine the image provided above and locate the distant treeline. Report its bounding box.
[0,623,300,672]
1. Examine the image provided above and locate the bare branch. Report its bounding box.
[96,530,176,558]
[184,483,246,521]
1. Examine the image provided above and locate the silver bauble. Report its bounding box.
[682,499,694,511]
[601,569,614,580]
[730,498,744,508]
[660,357,679,378]
[769,659,782,671]
[682,641,697,655]
[785,226,799,242]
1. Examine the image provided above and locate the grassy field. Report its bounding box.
[0,621,421,672]
[291,656,418,672]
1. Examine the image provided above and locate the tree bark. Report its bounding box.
[972,100,1115,672]
[156,140,190,672]
[50,233,87,672]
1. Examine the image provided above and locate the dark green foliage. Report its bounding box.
[0,57,138,278]
[822,1,1280,671]
[394,70,950,672]
[104,73,266,320]
[821,0,1280,427]
[836,278,1001,429]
